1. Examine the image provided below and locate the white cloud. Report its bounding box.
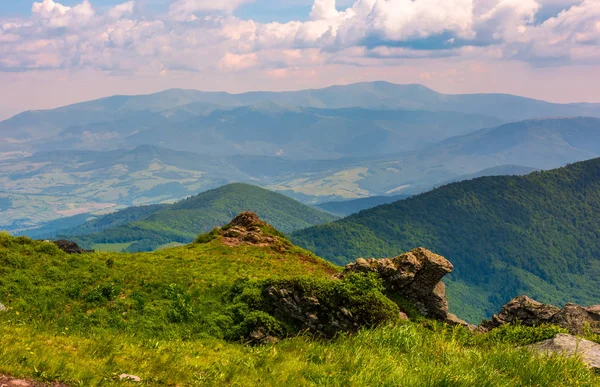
[0,0,598,76]
[107,1,135,20]
[169,0,255,20]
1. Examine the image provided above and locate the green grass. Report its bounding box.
[1,322,597,386]
[0,232,599,386]
[92,242,134,252]
[155,242,184,250]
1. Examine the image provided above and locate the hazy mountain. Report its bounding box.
[315,194,411,216]
[3,82,600,155]
[124,106,503,159]
[3,117,599,231]
[292,158,600,322]
[69,183,338,252]
[48,81,600,120]
[430,117,600,169]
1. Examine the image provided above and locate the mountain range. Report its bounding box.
[1,82,600,232]
[292,158,600,322]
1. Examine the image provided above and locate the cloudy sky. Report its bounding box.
[0,0,599,118]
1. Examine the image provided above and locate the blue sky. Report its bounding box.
[0,0,599,117]
[0,0,351,22]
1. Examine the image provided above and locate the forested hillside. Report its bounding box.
[293,158,600,321]
[71,183,337,252]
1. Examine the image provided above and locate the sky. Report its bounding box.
[0,0,599,118]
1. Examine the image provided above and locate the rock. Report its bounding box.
[217,212,287,249]
[119,374,141,382]
[481,296,600,335]
[6,380,31,387]
[53,240,93,254]
[0,303,7,312]
[230,211,262,228]
[551,303,600,335]
[248,326,279,345]
[526,334,600,370]
[0,375,69,387]
[446,313,477,330]
[341,247,454,320]
[480,296,561,330]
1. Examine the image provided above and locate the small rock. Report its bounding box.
[398,312,410,321]
[7,380,31,387]
[527,334,600,370]
[53,240,93,254]
[119,374,141,382]
[0,303,8,312]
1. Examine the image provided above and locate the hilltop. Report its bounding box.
[68,183,337,252]
[292,158,600,322]
[1,214,598,386]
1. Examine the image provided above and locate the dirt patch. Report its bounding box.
[0,375,69,387]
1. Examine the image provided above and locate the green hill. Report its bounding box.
[71,183,338,252]
[292,158,600,322]
[0,219,597,386]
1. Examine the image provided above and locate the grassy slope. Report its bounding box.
[72,183,338,252]
[1,232,598,386]
[292,158,600,322]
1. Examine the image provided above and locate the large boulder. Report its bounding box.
[526,334,600,370]
[340,247,459,322]
[550,303,600,335]
[481,296,600,335]
[481,296,561,330]
[53,240,93,254]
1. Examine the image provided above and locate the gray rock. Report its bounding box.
[53,240,93,254]
[551,303,600,335]
[341,247,454,320]
[119,374,141,382]
[0,303,7,312]
[527,334,600,370]
[481,296,600,335]
[481,296,561,330]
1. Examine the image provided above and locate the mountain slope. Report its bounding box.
[292,158,600,322]
[72,183,338,251]
[431,117,600,168]
[315,194,411,216]
[1,218,595,385]
[124,106,503,158]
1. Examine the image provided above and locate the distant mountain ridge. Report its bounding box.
[292,158,600,322]
[3,82,600,156]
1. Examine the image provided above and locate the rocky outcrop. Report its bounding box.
[481,296,561,329]
[263,284,361,338]
[526,334,600,370]
[218,212,286,249]
[339,248,460,323]
[481,295,600,335]
[53,240,93,254]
